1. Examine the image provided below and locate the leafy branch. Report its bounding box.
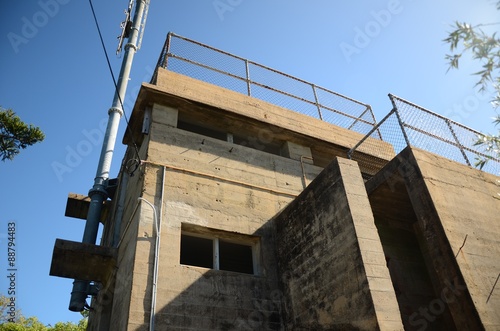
[444,21,500,106]
[0,108,45,161]
[443,2,500,169]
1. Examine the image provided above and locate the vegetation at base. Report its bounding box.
[0,296,87,331]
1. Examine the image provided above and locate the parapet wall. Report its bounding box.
[126,69,394,171]
[275,157,404,330]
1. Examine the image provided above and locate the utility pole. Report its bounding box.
[69,0,149,312]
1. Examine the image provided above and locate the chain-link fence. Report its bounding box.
[349,94,500,176]
[153,32,379,137]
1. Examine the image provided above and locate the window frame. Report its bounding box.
[180,224,260,276]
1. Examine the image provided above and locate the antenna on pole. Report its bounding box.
[137,0,150,50]
[68,0,150,312]
[116,0,150,55]
[116,0,133,55]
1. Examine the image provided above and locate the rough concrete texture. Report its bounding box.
[87,65,498,331]
[410,148,500,330]
[116,100,336,330]
[275,157,404,330]
[125,69,394,169]
[367,146,500,330]
[86,145,151,331]
[49,239,117,283]
[366,159,455,330]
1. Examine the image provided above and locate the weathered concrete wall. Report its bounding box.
[86,139,152,331]
[409,148,500,330]
[154,69,368,153]
[84,148,145,331]
[275,157,403,330]
[119,102,329,330]
[366,147,500,330]
[375,222,443,327]
[366,156,455,330]
[125,69,394,172]
[102,67,395,330]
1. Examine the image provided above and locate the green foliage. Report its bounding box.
[0,316,87,331]
[0,296,87,331]
[443,1,500,166]
[474,116,500,169]
[0,316,47,331]
[0,107,45,161]
[444,21,500,106]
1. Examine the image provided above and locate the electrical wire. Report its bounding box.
[87,0,141,173]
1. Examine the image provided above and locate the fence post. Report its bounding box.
[393,108,411,148]
[446,119,471,166]
[245,60,251,96]
[311,84,323,120]
[164,32,172,68]
[389,94,411,148]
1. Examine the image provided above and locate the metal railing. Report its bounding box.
[152,32,379,137]
[348,94,500,176]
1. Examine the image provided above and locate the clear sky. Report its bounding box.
[0,0,498,326]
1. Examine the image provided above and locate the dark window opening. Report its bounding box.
[177,121,227,141]
[219,240,254,274]
[233,135,282,156]
[180,231,258,275]
[180,234,213,268]
[177,119,284,158]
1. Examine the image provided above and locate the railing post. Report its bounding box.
[245,60,251,96]
[311,84,323,120]
[446,119,471,166]
[164,32,172,69]
[393,108,411,148]
[389,94,411,148]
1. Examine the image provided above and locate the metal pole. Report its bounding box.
[69,0,148,312]
[311,84,323,121]
[245,59,251,96]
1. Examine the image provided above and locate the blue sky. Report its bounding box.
[0,0,498,326]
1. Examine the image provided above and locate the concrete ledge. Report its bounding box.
[65,193,110,224]
[124,69,394,168]
[49,239,117,284]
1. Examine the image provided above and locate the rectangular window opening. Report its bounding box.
[177,120,227,141]
[180,228,258,275]
[219,240,254,274]
[180,234,213,269]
